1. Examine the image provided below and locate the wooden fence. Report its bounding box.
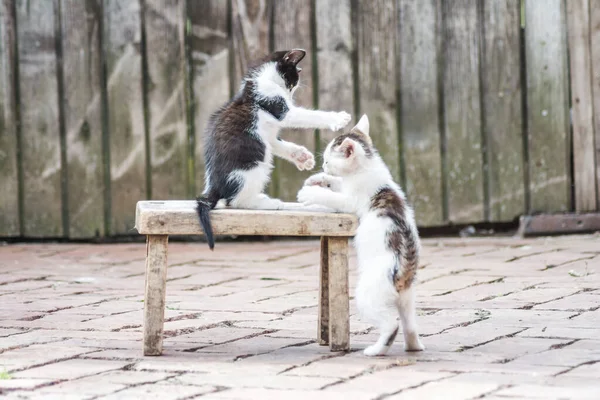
[0,0,599,238]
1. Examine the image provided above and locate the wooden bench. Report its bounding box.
[135,200,358,356]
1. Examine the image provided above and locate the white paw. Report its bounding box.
[363,344,389,357]
[404,337,425,352]
[291,147,315,171]
[297,186,326,206]
[328,111,352,131]
[304,172,329,188]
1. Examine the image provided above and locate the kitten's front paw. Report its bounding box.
[363,344,389,357]
[297,186,326,206]
[328,111,352,131]
[291,147,315,171]
[304,172,329,188]
[404,334,425,352]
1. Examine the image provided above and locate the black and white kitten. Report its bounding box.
[298,115,425,356]
[196,49,351,249]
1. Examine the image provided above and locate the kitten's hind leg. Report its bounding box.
[233,193,285,210]
[397,286,424,352]
[363,315,399,357]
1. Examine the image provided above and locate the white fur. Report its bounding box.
[223,61,351,210]
[298,114,424,356]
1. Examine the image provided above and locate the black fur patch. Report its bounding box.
[371,186,419,291]
[257,96,289,120]
[332,132,374,157]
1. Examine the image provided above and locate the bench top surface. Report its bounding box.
[135,201,358,236]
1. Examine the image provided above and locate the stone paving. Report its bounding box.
[0,234,599,399]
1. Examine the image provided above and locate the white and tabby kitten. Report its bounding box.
[298,115,425,356]
[196,49,351,249]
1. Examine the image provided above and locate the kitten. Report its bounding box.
[297,114,424,356]
[196,49,351,249]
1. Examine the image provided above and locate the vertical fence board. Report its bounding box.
[398,0,443,226]
[355,0,400,181]
[0,0,20,236]
[442,0,484,223]
[144,0,188,200]
[17,0,63,236]
[525,0,570,213]
[567,0,597,211]
[187,0,229,196]
[315,0,353,149]
[105,0,146,234]
[481,0,524,221]
[590,0,600,210]
[231,0,271,89]
[273,0,314,201]
[61,0,104,237]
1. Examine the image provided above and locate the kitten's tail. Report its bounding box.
[196,196,218,250]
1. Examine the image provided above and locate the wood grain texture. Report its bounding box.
[17,0,63,236]
[144,0,188,200]
[135,200,358,236]
[442,0,484,223]
[398,0,443,226]
[525,0,570,213]
[518,213,600,237]
[272,0,315,201]
[318,236,329,345]
[327,236,349,352]
[567,0,597,212]
[589,0,600,210]
[481,0,524,221]
[187,0,229,196]
[143,234,168,356]
[105,0,147,234]
[61,0,104,237]
[315,0,353,147]
[355,0,400,181]
[0,0,20,236]
[230,0,271,88]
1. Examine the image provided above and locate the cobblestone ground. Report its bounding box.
[0,235,599,399]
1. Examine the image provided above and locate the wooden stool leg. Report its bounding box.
[143,235,169,356]
[327,237,350,352]
[318,237,330,345]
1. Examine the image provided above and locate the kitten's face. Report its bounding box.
[252,49,306,92]
[323,115,373,177]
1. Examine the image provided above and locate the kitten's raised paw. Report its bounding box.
[328,111,352,131]
[291,147,315,171]
[304,172,329,188]
[363,344,389,357]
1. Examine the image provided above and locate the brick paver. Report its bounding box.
[1,234,599,399]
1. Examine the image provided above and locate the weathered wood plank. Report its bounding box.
[480,0,524,221]
[590,0,600,210]
[318,236,329,345]
[524,0,570,213]
[327,236,349,352]
[442,0,484,223]
[105,0,147,234]
[0,0,20,236]
[187,0,230,196]
[315,0,353,148]
[17,0,63,236]
[567,0,597,212]
[230,0,271,89]
[518,213,600,237]
[273,0,315,201]
[398,0,443,226]
[355,0,400,181]
[143,234,168,356]
[135,200,358,236]
[144,0,189,200]
[61,0,105,237]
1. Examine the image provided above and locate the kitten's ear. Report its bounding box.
[283,49,306,65]
[351,114,370,136]
[339,138,356,158]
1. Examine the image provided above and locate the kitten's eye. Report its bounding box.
[296,67,302,73]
